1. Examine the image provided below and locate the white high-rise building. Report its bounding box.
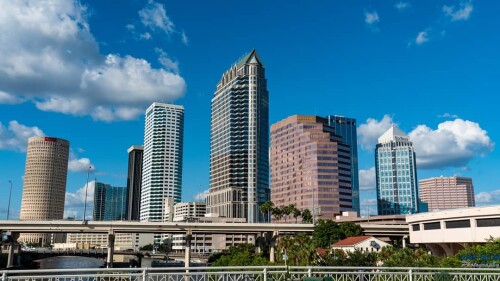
[140,102,184,222]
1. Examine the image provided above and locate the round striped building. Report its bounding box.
[19,136,70,245]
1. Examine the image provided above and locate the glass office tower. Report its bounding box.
[207,50,270,223]
[126,145,143,221]
[375,126,419,215]
[93,182,127,221]
[327,115,360,215]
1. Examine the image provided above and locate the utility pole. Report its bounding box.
[7,180,12,220]
[82,166,92,223]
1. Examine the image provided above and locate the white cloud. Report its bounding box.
[358,115,395,150]
[0,91,24,104]
[365,10,380,25]
[194,189,209,202]
[359,167,376,191]
[139,1,176,35]
[475,190,500,205]
[358,116,493,169]
[156,48,180,74]
[181,31,189,45]
[415,31,429,45]
[0,0,186,121]
[410,119,494,169]
[395,2,411,11]
[438,113,460,119]
[68,152,95,173]
[0,121,44,151]
[443,1,473,21]
[359,198,377,216]
[65,180,96,220]
[140,32,152,40]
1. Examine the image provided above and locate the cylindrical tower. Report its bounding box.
[19,136,70,245]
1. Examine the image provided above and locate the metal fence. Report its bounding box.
[2,266,500,281]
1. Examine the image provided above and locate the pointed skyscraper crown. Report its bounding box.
[236,49,263,67]
[378,125,409,144]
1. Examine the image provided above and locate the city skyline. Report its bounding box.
[0,1,498,220]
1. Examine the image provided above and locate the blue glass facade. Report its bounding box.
[375,126,419,215]
[327,115,360,215]
[93,182,127,221]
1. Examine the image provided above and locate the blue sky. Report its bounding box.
[0,0,498,219]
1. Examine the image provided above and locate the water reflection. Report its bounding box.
[36,256,104,269]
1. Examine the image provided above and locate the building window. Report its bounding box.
[445,219,471,229]
[412,224,420,231]
[423,222,441,230]
[477,218,500,228]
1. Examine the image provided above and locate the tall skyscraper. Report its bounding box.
[375,126,419,215]
[270,115,352,221]
[419,176,475,211]
[140,102,184,222]
[207,50,269,223]
[327,115,360,215]
[93,182,127,221]
[126,145,143,221]
[19,136,70,244]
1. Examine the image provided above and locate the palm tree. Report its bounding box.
[292,206,302,223]
[260,201,274,223]
[302,208,313,223]
[272,207,284,221]
[282,205,294,223]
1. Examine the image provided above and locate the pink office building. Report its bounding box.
[419,176,475,211]
[270,115,352,221]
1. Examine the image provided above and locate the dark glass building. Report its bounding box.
[93,182,127,221]
[126,145,143,221]
[327,115,360,215]
[207,49,270,222]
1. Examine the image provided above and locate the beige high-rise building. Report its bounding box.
[270,115,352,221]
[19,136,70,244]
[419,176,475,211]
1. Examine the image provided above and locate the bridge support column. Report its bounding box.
[185,230,192,269]
[6,231,19,268]
[107,232,115,268]
[270,230,278,263]
[255,233,262,254]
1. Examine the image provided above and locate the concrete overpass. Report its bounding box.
[0,220,408,268]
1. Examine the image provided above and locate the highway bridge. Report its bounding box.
[0,220,408,268]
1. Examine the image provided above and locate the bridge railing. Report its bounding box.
[2,266,500,281]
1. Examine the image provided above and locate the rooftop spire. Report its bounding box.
[378,125,409,143]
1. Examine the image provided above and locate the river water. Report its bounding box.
[36,256,104,269]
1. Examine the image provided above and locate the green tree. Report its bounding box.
[260,201,274,222]
[209,244,268,266]
[272,207,284,221]
[292,207,302,223]
[344,249,378,266]
[282,205,294,222]
[312,219,343,248]
[339,222,364,238]
[302,208,313,223]
[277,234,316,266]
[380,247,439,267]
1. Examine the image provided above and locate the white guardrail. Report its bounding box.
[1,266,500,281]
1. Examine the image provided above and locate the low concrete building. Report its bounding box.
[407,205,500,256]
[331,236,390,253]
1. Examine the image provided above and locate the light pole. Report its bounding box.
[82,166,92,223]
[7,180,12,220]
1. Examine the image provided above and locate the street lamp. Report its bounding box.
[82,166,92,223]
[7,180,12,220]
